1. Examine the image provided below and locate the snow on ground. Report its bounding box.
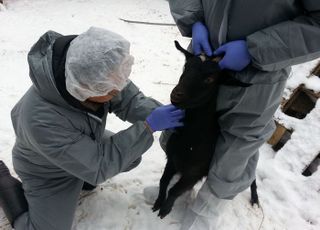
[0,0,319,229]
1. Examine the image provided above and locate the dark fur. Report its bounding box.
[153,41,258,219]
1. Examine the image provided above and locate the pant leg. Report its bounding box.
[12,170,83,230]
[14,212,35,230]
[12,129,141,230]
[206,79,287,199]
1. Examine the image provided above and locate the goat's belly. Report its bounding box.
[166,133,214,176]
[174,156,211,178]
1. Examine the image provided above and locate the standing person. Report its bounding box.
[0,27,185,230]
[165,1,320,229]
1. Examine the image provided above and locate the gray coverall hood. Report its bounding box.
[28,31,71,109]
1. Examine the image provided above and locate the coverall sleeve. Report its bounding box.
[168,0,204,37]
[246,0,320,71]
[28,112,154,186]
[109,81,162,123]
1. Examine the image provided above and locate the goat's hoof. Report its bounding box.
[250,198,260,207]
[152,206,160,212]
[158,207,172,219]
[152,198,164,212]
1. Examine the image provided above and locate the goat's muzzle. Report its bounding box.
[170,88,185,105]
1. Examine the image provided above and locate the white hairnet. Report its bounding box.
[65,27,134,101]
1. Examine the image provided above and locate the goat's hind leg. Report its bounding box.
[153,160,176,212]
[250,179,259,207]
[158,175,199,219]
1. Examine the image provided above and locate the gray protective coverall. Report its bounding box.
[11,31,161,230]
[164,1,320,228]
[165,0,320,200]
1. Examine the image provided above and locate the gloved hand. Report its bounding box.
[146,104,184,132]
[214,40,251,71]
[180,182,229,230]
[192,22,213,56]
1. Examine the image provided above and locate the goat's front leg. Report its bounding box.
[158,175,199,219]
[250,179,259,207]
[152,160,176,212]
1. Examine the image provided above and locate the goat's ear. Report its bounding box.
[174,41,193,59]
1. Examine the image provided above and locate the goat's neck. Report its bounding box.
[183,100,217,134]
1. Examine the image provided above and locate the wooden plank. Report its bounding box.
[272,129,293,151]
[302,153,320,176]
[311,61,320,78]
[267,121,287,146]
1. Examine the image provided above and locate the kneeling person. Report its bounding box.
[0,27,184,230]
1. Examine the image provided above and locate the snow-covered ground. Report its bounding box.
[0,0,319,229]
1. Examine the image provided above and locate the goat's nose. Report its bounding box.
[173,91,185,99]
[171,91,185,103]
[175,92,184,97]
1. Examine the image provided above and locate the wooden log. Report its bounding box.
[267,121,293,151]
[302,153,320,177]
[267,121,287,146]
[310,61,320,78]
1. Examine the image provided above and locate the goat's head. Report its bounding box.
[171,41,225,109]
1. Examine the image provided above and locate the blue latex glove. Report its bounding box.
[146,104,185,132]
[214,40,251,71]
[192,22,213,56]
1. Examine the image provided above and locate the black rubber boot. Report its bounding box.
[0,161,28,227]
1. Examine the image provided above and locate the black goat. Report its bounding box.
[152,41,258,219]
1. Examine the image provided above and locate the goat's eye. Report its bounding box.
[204,77,215,84]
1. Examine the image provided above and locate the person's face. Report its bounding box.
[87,89,120,103]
